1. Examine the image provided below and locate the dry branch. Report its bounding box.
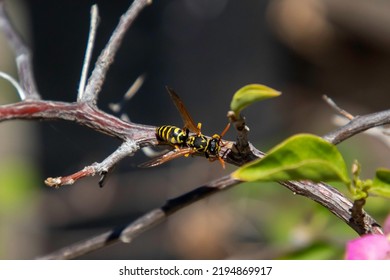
[0,101,155,141]
[82,0,152,105]
[323,109,390,145]
[38,175,239,260]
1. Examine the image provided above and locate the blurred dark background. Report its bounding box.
[0,0,390,259]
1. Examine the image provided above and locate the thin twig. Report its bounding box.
[78,5,100,101]
[0,71,26,99]
[0,0,40,100]
[324,95,390,149]
[81,0,152,105]
[323,95,354,120]
[323,109,390,144]
[45,139,138,187]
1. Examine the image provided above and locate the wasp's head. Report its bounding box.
[207,134,222,156]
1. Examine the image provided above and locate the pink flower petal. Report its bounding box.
[346,234,390,260]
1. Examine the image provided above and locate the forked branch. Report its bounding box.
[0,0,154,186]
[81,0,152,105]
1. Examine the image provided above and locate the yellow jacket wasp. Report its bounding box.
[140,87,230,168]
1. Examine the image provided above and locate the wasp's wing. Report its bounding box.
[165,86,200,134]
[138,147,194,168]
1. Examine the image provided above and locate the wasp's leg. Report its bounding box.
[207,155,226,169]
[197,122,202,135]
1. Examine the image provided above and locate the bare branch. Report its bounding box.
[38,165,384,259]
[37,209,166,260]
[81,0,152,105]
[45,166,96,188]
[78,5,100,101]
[322,96,390,145]
[324,95,390,149]
[45,139,138,187]
[0,0,40,100]
[281,181,382,235]
[38,175,239,260]
[323,109,390,144]
[0,101,155,141]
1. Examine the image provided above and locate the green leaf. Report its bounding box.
[369,168,390,198]
[230,84,281,115]
[233,134,350,184]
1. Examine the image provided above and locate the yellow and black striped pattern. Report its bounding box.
[186,135,208,153]
[156,125,188,146]
[186,134,221,158]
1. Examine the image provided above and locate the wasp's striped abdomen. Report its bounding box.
[156,125,188,146]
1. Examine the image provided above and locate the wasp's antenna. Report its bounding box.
[220,123,231,138]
